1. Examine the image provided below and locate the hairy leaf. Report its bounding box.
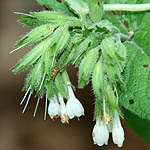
[119,42,150,120]
[133,13,150,57]
[37,0,74,16]
[64,0,89,18]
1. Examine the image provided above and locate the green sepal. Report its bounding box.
[15,24,54,48]
[62,70,70,85]
[78,47,99,88]
[103,60,123,84]
[23,59,44,92]
[30,59,43,90]
[57,34,83,68]
[42,44,53,75]
[89,0,104,22]
[12,36,51,73]
[53,26,70,55]
[105,82,119,116]
[94,98,103,120]
[73,37,91,64]
[92,61,104,99]
[45,78,55,100]
[55,72,68,98]
[101,37,118,65]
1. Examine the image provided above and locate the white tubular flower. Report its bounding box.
[112,110,125,147]
[59,94,69,124]
[48,94,60,119]
[92,117,109,146]
[66,83,84,119]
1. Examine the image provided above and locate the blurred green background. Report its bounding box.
[0,0,149,150]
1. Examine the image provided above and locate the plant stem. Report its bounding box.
[104,4,150,11]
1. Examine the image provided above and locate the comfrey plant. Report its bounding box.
[11,0,150,147]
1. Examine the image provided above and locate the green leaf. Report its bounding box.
[78,47,99,88]
[64,0,89,18]
[15,24,54,47]
[124,108,150,144]
[103,12,128,34]
[55,73,68,98]
[89,0,104,22]
[119,42,150,120]
[37,0,75,16]
[133,13,150,57]
[12,37,51,73]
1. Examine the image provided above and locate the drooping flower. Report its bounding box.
[112,110,125,147]
[66,83,84,119]
[92,117,109,146]
[59,94,69,124]
[48,94,60,119]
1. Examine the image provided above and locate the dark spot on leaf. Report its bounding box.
[129,99,134,104]
[41,35,44,38]
[143,64,149,68]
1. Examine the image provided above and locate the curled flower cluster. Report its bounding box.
[48,82,84,123]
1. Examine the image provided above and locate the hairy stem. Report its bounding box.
[104,4,150,11]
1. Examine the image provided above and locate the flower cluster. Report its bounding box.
[12,0,128,147]
[92,99,125,147]
[48,82,84,123]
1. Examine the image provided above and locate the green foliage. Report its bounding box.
[133,13,150,57]
[89,0,104,22]
[64,0,89,18]
[119,42,150,120]
[37,0,75,16]
[18,11,83,27]
[12,0,150,140]
[124,108,150,144]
